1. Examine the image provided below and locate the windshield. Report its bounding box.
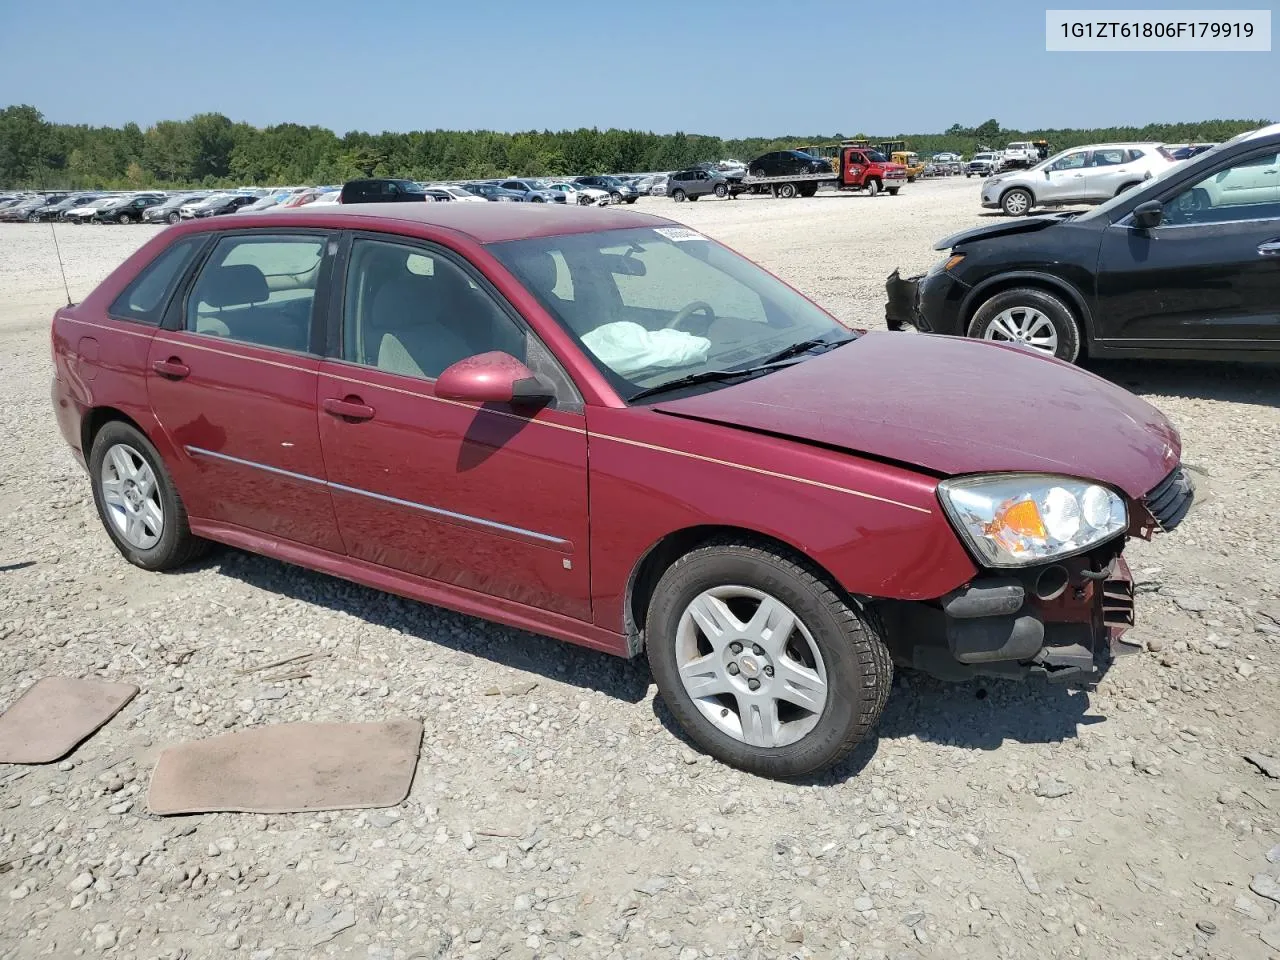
[489,226,852,402]
[524,179,552,190]
[865,150,888,163]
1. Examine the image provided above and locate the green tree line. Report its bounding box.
[0,105,1269,189]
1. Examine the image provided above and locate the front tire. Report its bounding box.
[610,191,622,204]
[1000,187,1033,216]
[168,212,181,224]
[865,178,880,197]
[89,421,206,571]
[646,539,892,779]
[777,183,798,199]
[966,287,1081,362]
[118,213,132,224]
[713,183,729,199]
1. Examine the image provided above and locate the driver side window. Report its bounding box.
[1163,152,1280,225]
[1050,152,1087,171]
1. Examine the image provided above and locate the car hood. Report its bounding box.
[651,331,1179,499]
[933,213,1072,251]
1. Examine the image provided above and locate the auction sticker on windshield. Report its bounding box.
[654,227,707,242]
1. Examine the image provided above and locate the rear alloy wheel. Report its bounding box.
[713,182,729,199]
[777,183,798,199]
[1000,188,1033,216]
[672,189,687,202]
[610,191,623,204]
[646,539,892,778]
[967,287,1081,362]
[89,421,207,570]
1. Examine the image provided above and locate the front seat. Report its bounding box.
[369,268,484,379]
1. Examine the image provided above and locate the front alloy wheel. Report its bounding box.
[647,540,892,778]
[967,287,1081,362]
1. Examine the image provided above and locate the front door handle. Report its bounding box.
[1258,240,1280,256]
[323,396,376,422]
[152,358,190,380]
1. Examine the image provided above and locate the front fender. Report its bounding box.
[959,270,1095,338]
[586,407,978,634]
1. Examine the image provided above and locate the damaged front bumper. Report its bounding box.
[884,268,925,332]
[878,549,1138,685]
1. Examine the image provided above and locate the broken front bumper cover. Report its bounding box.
[879,554,1137,685]
[884,268,926,332]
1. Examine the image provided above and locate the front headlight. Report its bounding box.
[938,474,1127,568]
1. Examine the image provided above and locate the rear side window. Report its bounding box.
[108,237,203,325]
[185,234,325,352]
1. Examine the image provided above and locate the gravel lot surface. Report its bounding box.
[2,178,1279,960]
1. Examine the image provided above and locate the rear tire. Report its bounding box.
[777,183,798,199]
[887,187,900,196]
[168,212,180,224]
[966,287,1081,363]
[687,195,699,201]
[672,189,686,202]
[798,183,818,198]
[1115,181,1140,197]
[118,213,132,224]
[610,191,622,204]
[88,421,207,571]
[646,538,892,779]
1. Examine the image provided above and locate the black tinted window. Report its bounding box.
[108,237,203,325]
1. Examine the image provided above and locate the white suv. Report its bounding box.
[981,142,1172,216]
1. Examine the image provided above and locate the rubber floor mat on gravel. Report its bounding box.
[147,719,424,815]
[0,677,139,764]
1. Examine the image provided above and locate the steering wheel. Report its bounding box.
[665,300,716,330]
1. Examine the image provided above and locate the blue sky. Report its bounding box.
[1,0,1274,136]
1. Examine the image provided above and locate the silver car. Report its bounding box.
[980,142,1172,216]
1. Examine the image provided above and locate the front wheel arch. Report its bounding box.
[959,272,1095,355]
[624,525,843,655]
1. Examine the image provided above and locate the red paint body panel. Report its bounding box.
[654,332,1180,499]
[315,361,592,620]
[188,518,627,655]
[584,405,978,632]
[144,332,344,553]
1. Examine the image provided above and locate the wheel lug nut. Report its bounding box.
[752,644,764,656]
[729,642,743,655]
[747,678,761,691]
[764,665,774,677]
[727,662,740,675]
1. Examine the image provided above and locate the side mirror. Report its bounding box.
[1044,168,1052,178]
[435,351,553,406]
[1132,200,1163,230]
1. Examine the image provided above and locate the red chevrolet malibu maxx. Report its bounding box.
[51,203,1193,777]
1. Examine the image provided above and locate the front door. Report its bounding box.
[146,230,344,552]
[1040,149,1089,202]
[1095,147,1280,348]
[315,235,592,620]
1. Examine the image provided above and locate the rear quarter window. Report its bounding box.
[108,237,204,325]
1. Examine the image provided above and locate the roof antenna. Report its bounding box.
[40,168,74,307]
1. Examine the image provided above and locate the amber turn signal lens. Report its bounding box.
[992,499,1047,539]
[944,254,966,272]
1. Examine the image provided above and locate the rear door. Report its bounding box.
[1095,146,1280,348]
[315,234,592,619]
[146,230,344,551]
[1083,147,1135,200]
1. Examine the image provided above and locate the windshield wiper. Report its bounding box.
[627,361,798,402]
[757,334,854,366]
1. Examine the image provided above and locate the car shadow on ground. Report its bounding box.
[205,549,652,705]
[650,668,1100,785]
[1085,357,1280,408]
[204,551,1103,781]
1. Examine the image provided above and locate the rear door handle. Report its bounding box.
[1258,240,1280,256]
[152,358,190,380]
[323,397,376,421]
